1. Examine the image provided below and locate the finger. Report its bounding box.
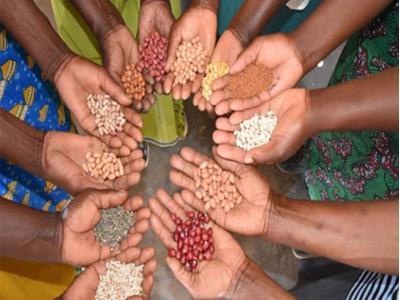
[229,106,264,125]
[119,233,143,250]
[115,246,141,262]
[230,92,270,112]
[124,158,145,173]
[169,154,197,177]
[163,72,175,94]
[146,93,156,106]
[112,172,141,190]
[211,146,245,174]
[148,197,175,232]
[214,100,232,116]
[135,207,151,221]
[206,102,215,116]
[166,30,181,71]
[140,275,154,299]
[229,38,262,75]
[211,75,229,92]
[91,189,128,209]
[120,149,143,164]
[180,189,205,212]
[169,170,196,191]
[212,130,236,145]
[215,144,246,164]
[172,192,193,212]
[192,92,202,107]
[172,84,182,100]
[123,195,144,212]
[100,134,123,149]
[198,98,206,112]
[156,189,186,219]
[215,117,237,132]
[191,75,202,94]
[143,71,155,86]
[166,257,191,287]
[130,218,149,235]
[132,101,143,112]
[181,82,192,100]
[143,258,157,276]
[154,82,163,94]
[123,123,143,144]
[100,70,132,106]
[124,108,143,128]
[150,214,174,248]
[209,89,231,106]
[116,131,138,150]
[179,147,212,167]
[141,99,152,112]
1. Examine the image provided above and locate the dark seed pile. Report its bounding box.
[95,206,135,249]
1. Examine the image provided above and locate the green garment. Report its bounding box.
[51,0,187,147]
[304,2,399,201]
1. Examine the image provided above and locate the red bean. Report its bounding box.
[168,248,176,257]
[178,239,183,250]
[207,228,213,236]
[185,261,192,272]
[182,245,188,254]
[190,259,198,269]
[202,233,209,241]
[176,251,182,260]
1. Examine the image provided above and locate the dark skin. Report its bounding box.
[213,67,398,165]
[0,189,151,267]
[169,147,399,275]
[210,0,393,114]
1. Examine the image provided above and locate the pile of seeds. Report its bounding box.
[95,206,135,249]
[168,211,214,272]
[234,111,278,151]
[201,61,229,101]
[82,151,124,181]
[137,32,168,82]
[95,260,144,300]
[121,64,146,101]
[87,93,126,135]
[171,37,207,86]
[227,63,274,99]
[194,161,243,212]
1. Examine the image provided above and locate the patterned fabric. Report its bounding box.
[0,26,73,211]
[304,1,399,201]
[346,270,399,300]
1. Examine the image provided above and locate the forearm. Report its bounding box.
[0,109,46,178]
[291,0,392,73]
[266,197,399,274]
[0,0,72,81]
[0,199,63,263]
[230,259,294,300]
[309,67,399,133]
[190,0,219,13]
[228,0,287,46]
[69,0,124,41]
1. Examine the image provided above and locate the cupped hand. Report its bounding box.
[193,29,244,114]
[54,55,143,151]
[61,189,151,266]
[209,33,304,115]
[164,5,217,100]
[213,88,312,165]
[62,247,157,300]
[149,189,249,299]
[169,147,273,236]
[42,131,145,196]
[101,25,155,113]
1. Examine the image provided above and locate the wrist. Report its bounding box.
[262,193,286,242]
[52,53,76,86]
[190,0,219,14]
[288,30,316,75]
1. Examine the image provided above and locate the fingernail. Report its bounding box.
[244,157,254,164]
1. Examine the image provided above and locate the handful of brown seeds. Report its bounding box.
[82,151,124,181]
[121,64,146,101]
[87,93,126,136]
[194,161,243,212]
[95,206,135,249]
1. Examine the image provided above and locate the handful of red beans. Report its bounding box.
[168,211,214,272]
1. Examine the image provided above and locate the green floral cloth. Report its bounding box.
[305,1,399,201]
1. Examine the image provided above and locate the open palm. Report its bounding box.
[54,55,143,151]
[62,189,151,267]
[213,88,312,165]
[42,131,145,196]
[149,189,248,299]
[169,147,272,236]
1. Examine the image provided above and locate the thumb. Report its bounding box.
[229,38,262,74]
[165,28,182,71]
[212,146,245,175]
[244,138,288,165]
[166,256,191,285]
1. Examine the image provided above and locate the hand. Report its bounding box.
[213,88,312,164]
[101,25,155,113]
[164,5,217,100]
[54,55,143,152]
[61,189,151,266]
[63,247,157,300]
[169,147,273,236]
[42,131,145,196]
[210,34,304,115]
[149,189,249,298]
[193,29,244,114]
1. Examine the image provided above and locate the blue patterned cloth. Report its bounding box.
[0,25,73,211]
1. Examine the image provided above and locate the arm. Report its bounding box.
[309,67,399,132]
[267,198,399,274]
[291,0,393,73]
[0,0,72,81]
[228,0,287,46]
[0,109,46,179]
[68,0,124,41]
[0,199,62,263]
